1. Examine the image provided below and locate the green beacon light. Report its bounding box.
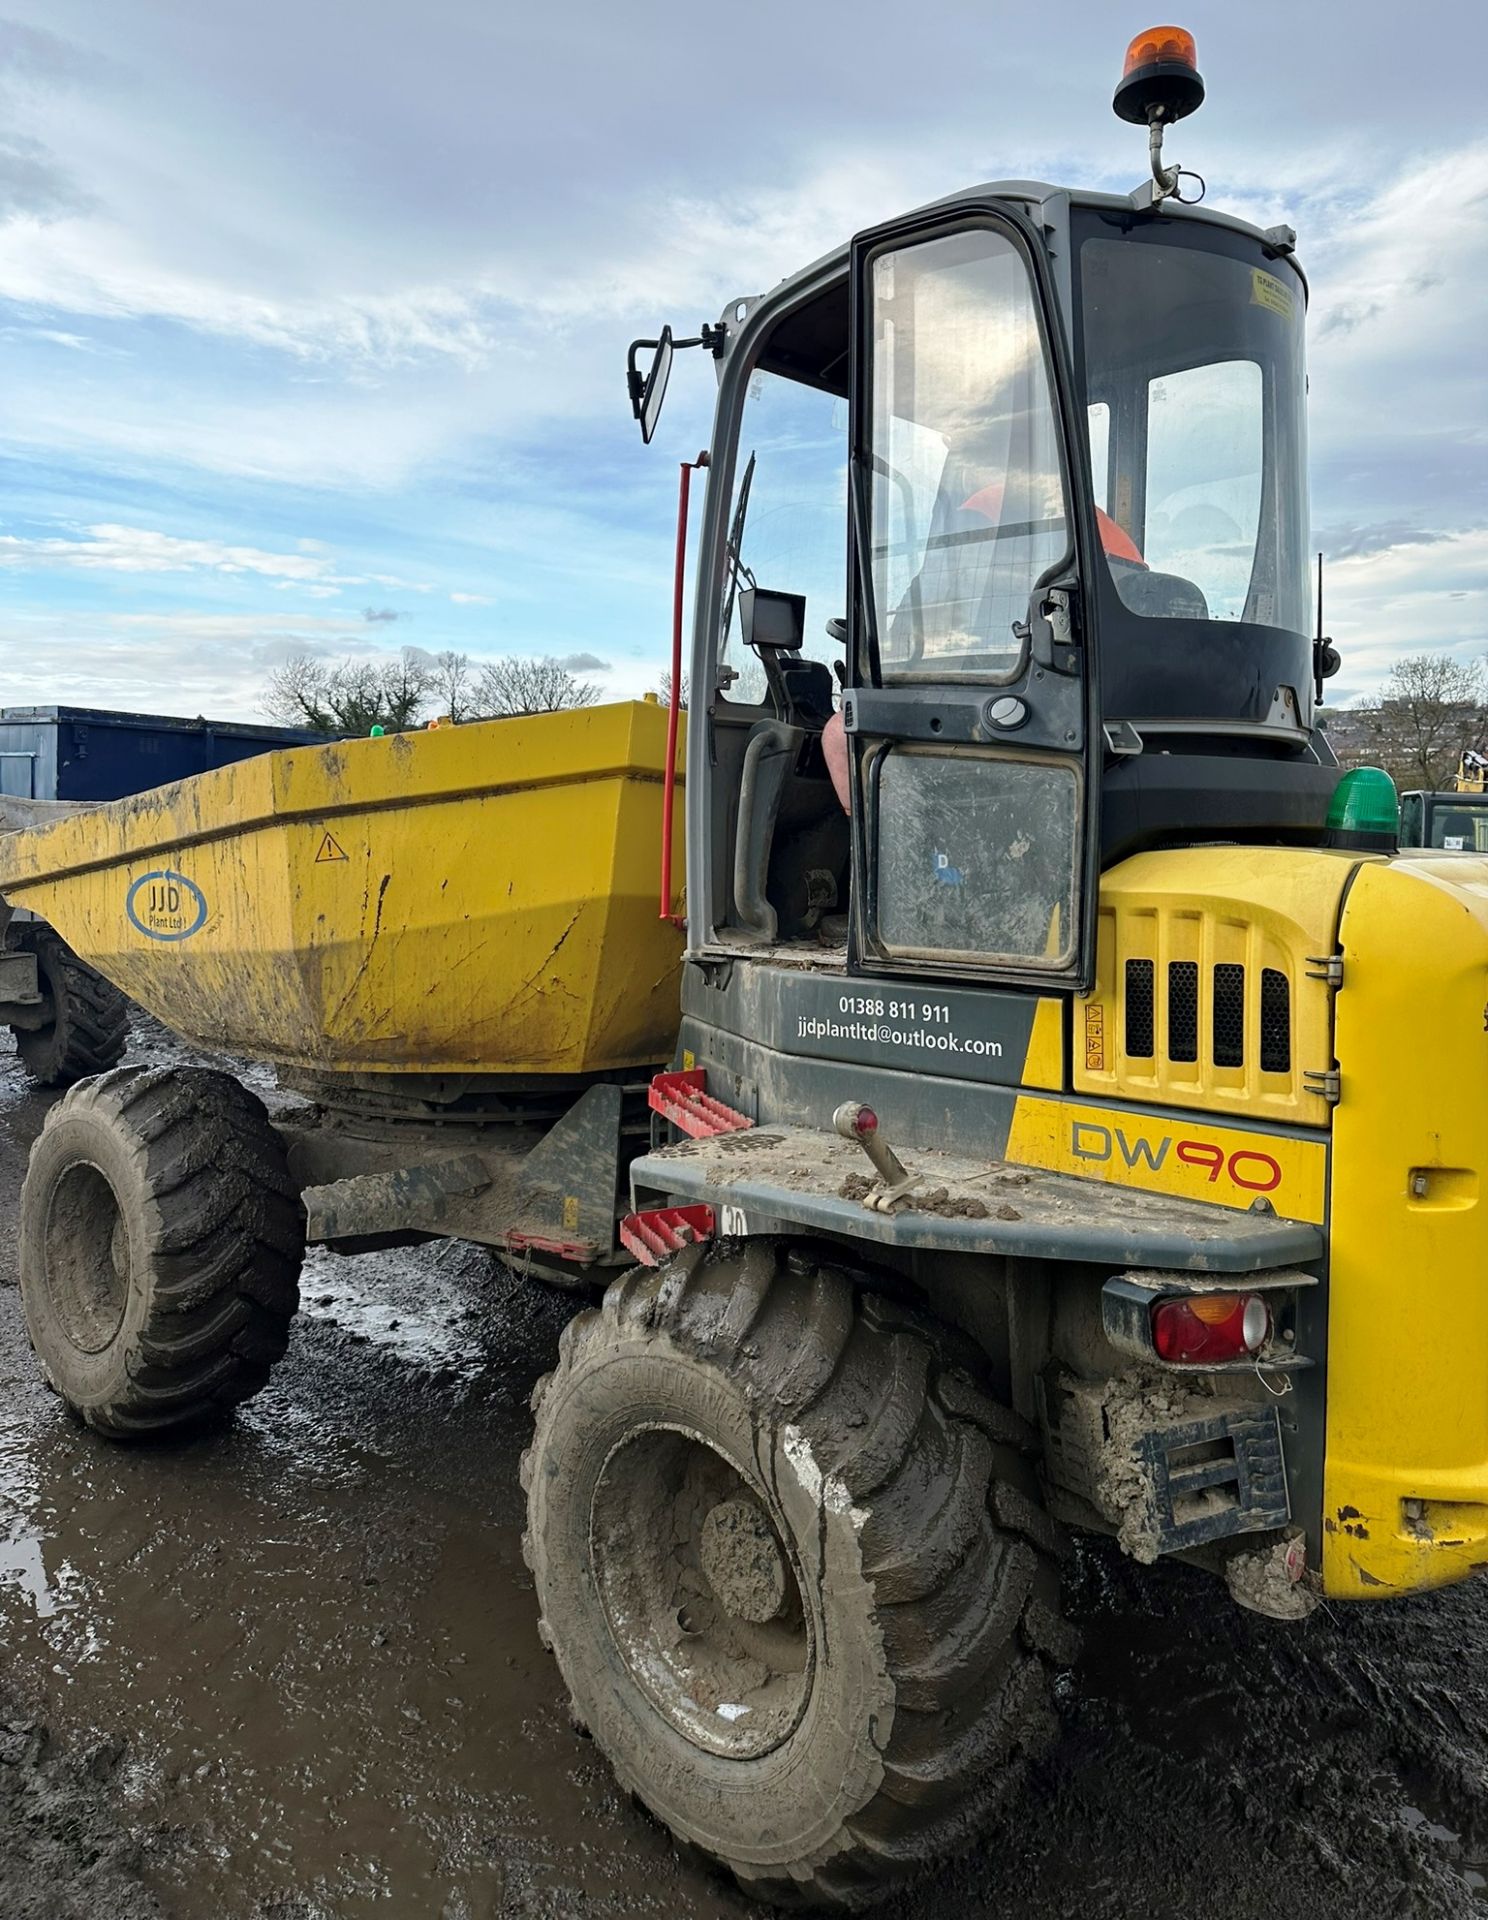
[369,724,386,737]
[1325,766,1399,849]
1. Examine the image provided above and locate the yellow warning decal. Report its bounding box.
[314,832,349,864]
[1082,1002,1106,1075]
[1251,268,1296,320]
[1007,1094,1327,1225]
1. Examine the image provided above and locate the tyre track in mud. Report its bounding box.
[0,1021,1484,1917]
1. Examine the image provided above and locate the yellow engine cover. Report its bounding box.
[0,701,686,1077]
[1324,852,1488,1595]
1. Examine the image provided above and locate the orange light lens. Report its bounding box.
[1123,25,1197,75]
[1188,1292,1241,1325]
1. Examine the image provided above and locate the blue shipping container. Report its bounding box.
[0,706,321,804]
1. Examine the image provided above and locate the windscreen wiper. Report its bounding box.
[719,451,757,652]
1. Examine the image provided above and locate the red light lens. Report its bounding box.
[855,1107,878,1134]
[1151,1292,1269,1364]
[1123,25,1198,76]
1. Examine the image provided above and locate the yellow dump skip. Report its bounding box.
[0,701,685,1076]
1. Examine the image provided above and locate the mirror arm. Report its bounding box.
[670,325,728,357]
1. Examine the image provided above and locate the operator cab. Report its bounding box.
[1399,792,1488,852]
[634,33,1339,994]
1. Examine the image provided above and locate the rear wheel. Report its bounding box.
[19,1065,304,1437]
[11,924,129,1087]
[523,1240,1073,1908]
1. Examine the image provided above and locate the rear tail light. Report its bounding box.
[1151,1291,1270,1364]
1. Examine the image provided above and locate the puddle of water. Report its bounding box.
[0,1530,56,1617]
[1401,1803,1461,1847]
[0,1226,744,1920]
[297,1241,492,1382]
[1397,1766,1488,1901]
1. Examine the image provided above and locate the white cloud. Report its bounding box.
[0,522,341,581]
[0,523,439,600]
[0,607,374,719]
[1324,526,1488,682]
[0,324,102,352]
[0,199,500,368]
[449,590,491,605]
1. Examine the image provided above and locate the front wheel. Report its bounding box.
[522,1240,1073,1909]
[19,1065,304,1437]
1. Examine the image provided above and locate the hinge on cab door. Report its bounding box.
[1304,1066,1341,1104]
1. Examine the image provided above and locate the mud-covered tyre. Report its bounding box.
[11,925,129,1087]
[18,1065,304,1438]
[523,1240,1072,1909]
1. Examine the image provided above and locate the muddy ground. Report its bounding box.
[1,1020,1485,1918]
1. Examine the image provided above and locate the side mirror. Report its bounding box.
[627,329,674,445]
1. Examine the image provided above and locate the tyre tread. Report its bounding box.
[11,927,129,1087]
[530,1239,1071,1910]
[19,1064,303,1438]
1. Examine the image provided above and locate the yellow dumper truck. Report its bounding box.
[4,26,1486,1911]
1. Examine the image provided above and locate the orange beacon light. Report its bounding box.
[1114,25,1205,125]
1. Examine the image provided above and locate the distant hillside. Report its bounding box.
[1320,697,1484,791]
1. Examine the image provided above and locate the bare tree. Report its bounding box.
[263,654,340,733]
[477,656,602,717]
[428,650,474,723]
[377,649,432,730]
[657,669,690,708]
[1341,653,1487,791]
[263,649,432,735]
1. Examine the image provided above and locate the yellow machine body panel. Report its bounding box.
[1324,853,1488,1596]
[1073,846,1352,1129]
[1005,1091,1328,1224]
[992,847,1344,1223]
[0,701,685,1076]
[1003,842,1488,1599]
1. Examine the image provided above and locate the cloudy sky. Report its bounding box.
[0,0,1483,721]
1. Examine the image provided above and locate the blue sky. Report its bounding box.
[0,0,1484,719]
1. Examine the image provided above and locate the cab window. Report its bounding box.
[717,372,846,706]
[1080,232,1309,633]
[868,226,1069,684]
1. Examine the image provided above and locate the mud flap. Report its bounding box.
[1041,1373,1290,1563]
[509,1082,626,1256]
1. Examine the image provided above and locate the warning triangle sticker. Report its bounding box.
[315,832,349,863]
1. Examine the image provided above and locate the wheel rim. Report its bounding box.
[43,1160,130,1354]
[590,1425,813,1760]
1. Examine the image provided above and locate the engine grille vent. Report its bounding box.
[1167,961,1199,1064]
[1124,959,1155,1058]
[1091,883,1323,1118]
[1212,963,1245,1068]
[1120,958,1294,1075]
[1260,967,1291,1074]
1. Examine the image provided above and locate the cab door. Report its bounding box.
[845,205,1100,991]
